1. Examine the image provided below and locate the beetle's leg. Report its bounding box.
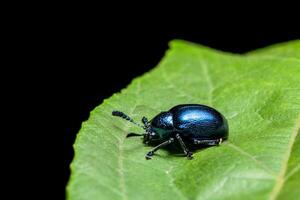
[193,138,223,145]
[145,138,174,160]
[175,133,193,159]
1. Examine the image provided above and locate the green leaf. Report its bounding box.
[67,40,300,200]
[246,39,300,59]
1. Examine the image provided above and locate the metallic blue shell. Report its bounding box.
[150,104,228,141]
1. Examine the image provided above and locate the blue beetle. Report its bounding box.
[112,104,228,160]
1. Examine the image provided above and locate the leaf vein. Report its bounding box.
[161,64,196,102]
[165,166,188,200]
[200,61,213,106]
[269,117,300,200]
[285,163,300,181]
[226,143,276,176]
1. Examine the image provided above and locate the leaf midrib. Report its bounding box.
[118,128,127,200]
[116,81,142,200]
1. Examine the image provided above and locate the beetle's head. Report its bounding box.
[141,117,159,143]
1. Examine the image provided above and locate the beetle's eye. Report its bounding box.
[150,132,156,136]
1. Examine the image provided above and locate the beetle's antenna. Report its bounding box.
[112,111,146,130]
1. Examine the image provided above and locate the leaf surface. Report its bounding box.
[67,40,300,200]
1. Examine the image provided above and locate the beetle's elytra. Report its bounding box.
[112,104,229,160]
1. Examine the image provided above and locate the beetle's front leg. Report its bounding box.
[175,133,193,159]
[145,138,174,160]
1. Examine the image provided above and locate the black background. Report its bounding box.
[15,11,300,199]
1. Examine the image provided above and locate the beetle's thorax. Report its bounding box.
[151,112,173,129]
